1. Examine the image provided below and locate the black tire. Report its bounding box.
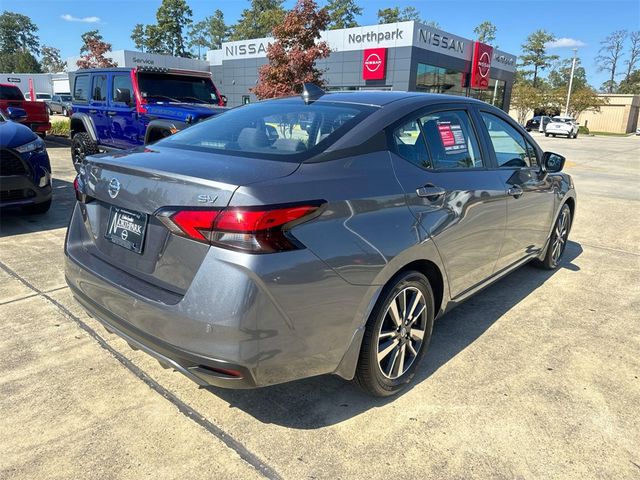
[47,106,53,116]
[533,203,571,270]
[22,198,51,215]
[354,271,435,397]
[552,134,556,137]
[71,132,99,172]
[545,133,549,137]
[62,107,68,117]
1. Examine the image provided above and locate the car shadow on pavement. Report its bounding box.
[0,177,75,237]
[206,241,583,429]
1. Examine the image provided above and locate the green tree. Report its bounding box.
[0,11,40,55]
[189,9,228,57]
[40,45,66,72]
[474,20,497,45]
[326,0,362,30]
[596,30,627,93]
[519,29,559,87]
[131,23,146,52]
[548,57,588,90]
[549,86,607,118]
[155,0,193,56]
[230,0,286,40]
[618,69,640,94]
[511,81,542,125]
[0,51,41,73]
[253,0,329,99]
[77,30,117,68]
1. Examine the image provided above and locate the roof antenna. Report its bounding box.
[301,83,325,104]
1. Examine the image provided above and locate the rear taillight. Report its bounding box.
[74,175,94,203]
[156,202,324,253]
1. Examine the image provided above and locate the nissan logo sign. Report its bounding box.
[364,53,382,73]
[478,51,491,78]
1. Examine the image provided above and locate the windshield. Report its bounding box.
[36,94,51,100]
[137,73,219,105]
[158,100,374,161]
[0,85,24,101]
[59,95,72,102]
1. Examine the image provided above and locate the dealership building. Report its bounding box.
[207,21,517,109]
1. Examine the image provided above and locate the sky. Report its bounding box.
[12,0,640,88]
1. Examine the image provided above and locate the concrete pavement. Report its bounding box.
[1,134,638,479]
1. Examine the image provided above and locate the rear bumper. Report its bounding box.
[68,277,256,388]
[65,203,370,388]
[30,122,51,134]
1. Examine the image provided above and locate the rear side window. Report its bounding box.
[420,110,482,169]
[158,100,374,161]
[112,75,133,103]
[74,75,90,102]
[92,75,107,102]
[392,120,432,169]
[0,85,24,100]
[481,113,537,168]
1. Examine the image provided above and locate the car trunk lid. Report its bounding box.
[75,145,299,296]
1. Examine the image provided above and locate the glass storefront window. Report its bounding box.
[415,63,507,110]
[416,63,467,96]
[470,78,506,109]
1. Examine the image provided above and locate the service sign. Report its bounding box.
[362,48,387,80]
[470,42,493,89]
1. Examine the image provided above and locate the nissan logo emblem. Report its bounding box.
[108,178,121,199]
[478,51,491,78]
[364,53,382,72]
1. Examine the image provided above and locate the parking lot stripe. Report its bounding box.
[0,259,282,480]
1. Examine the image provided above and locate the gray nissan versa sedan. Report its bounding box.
[65,86,576,396]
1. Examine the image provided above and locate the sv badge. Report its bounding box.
[197,194,218,204]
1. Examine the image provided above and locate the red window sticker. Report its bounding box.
[437,122,468,155]
[438,124,455,146]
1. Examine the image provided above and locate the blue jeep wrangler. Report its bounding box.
[69,67,227,170]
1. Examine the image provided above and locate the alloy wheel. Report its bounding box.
[551,208,570,265]
[377,286,427,379]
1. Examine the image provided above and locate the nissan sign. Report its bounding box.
[362,48,387,80]
[470,42,493,89]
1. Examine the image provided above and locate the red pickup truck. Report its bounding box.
[0,83,51,136]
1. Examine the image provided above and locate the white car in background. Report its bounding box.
[545,116,579,138]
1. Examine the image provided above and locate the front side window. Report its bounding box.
[420,110,482,169]
[480,112,537,168]
[73,75,89,102]
[91,75,107,102]
[158,100,374,161]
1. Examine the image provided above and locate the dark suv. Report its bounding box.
[70,67,227,170]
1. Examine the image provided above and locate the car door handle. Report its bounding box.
[107,111,117,116]
[508,185,524,198]
[416,185,446,199]
[88,109,97,114]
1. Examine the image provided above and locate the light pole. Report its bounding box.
[564,48,578,117]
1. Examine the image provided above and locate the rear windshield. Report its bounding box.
[158,100,375,161]
[137,73,219,105]
[37,93,51,100]
[0,85,24,101]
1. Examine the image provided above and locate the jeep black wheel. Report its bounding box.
[71,132,99,172]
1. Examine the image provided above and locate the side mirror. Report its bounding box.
[542,151,565,173]
[220,95,228,106]
[115,88,132,106]
[5,107,28,123]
